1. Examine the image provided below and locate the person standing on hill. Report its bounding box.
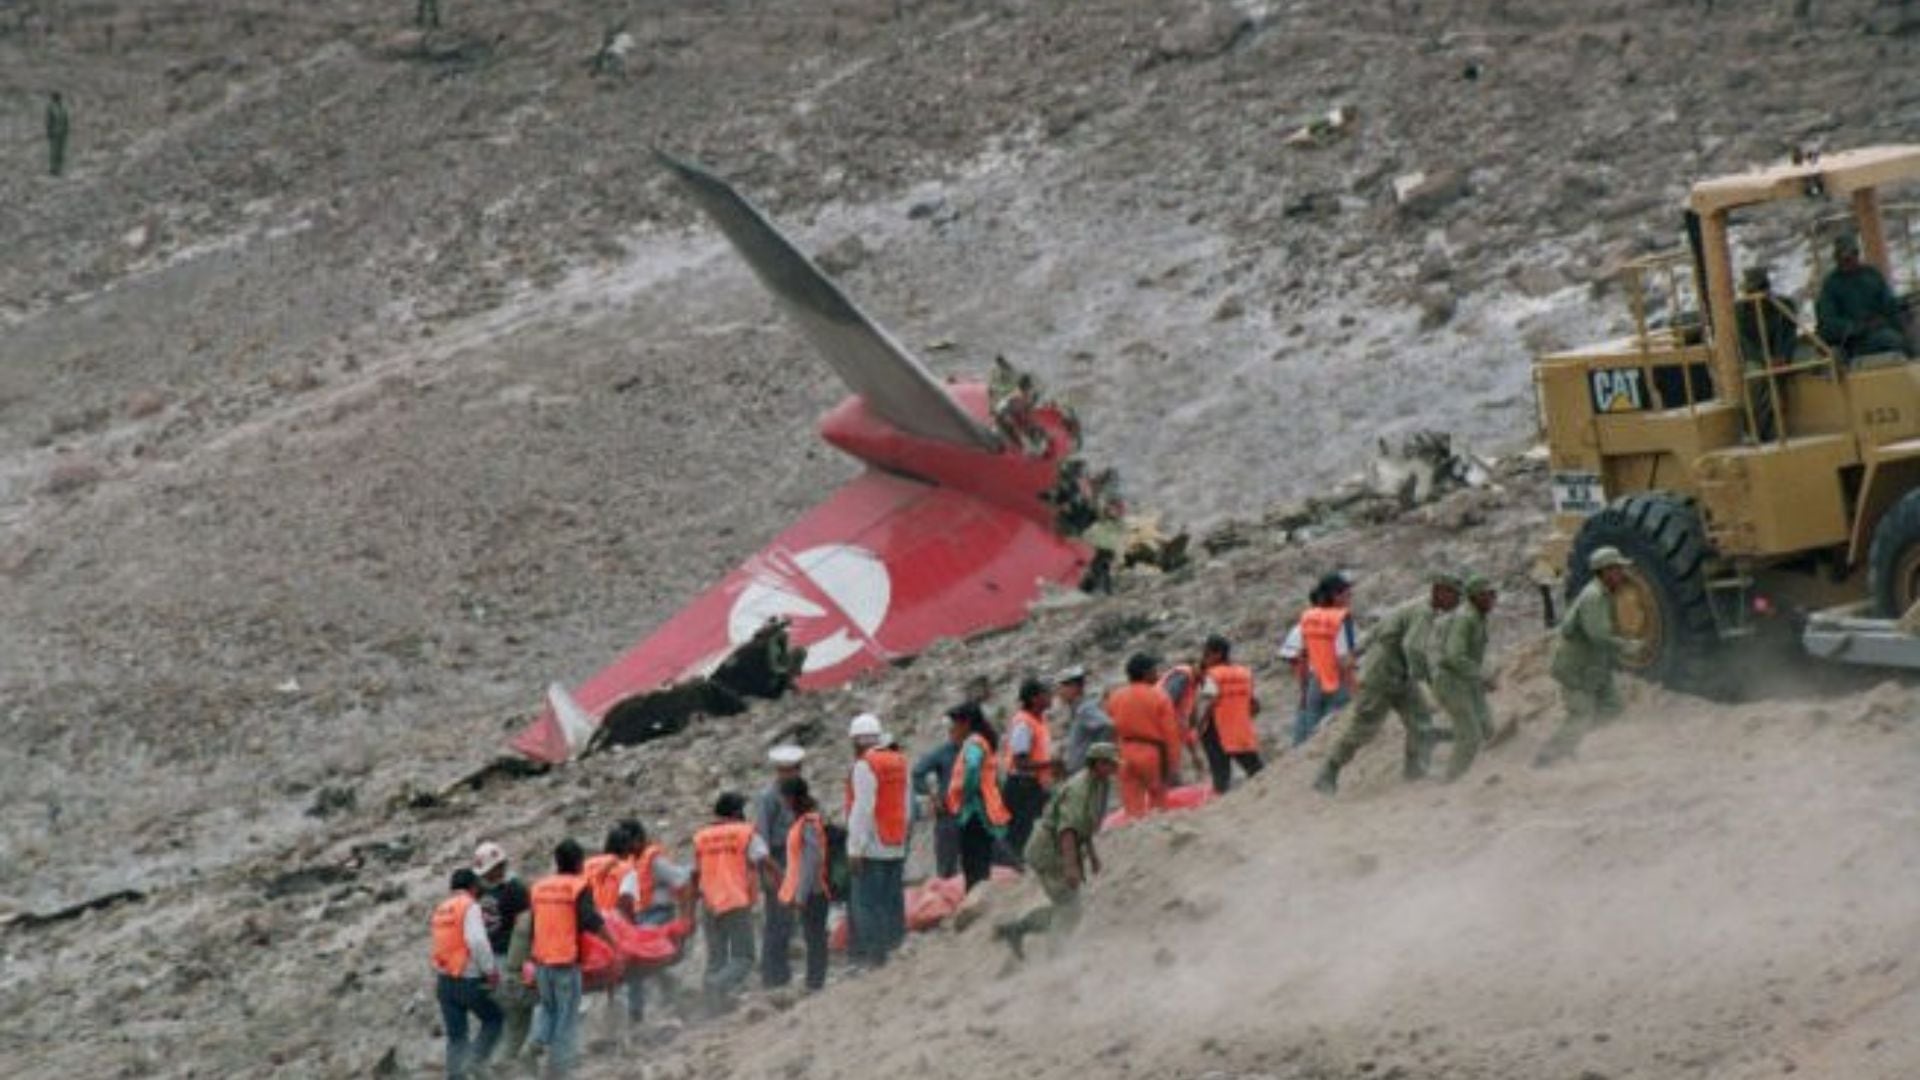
[776,776,833,992]
[912,714,965,878]
[1105,653,1185,817]
[430,868,502,1080]
[846,714,910,966]
[753,745,805,989]
[472,841,532,1061]
[1001,677,1058,862]
[692,793,770,1010]
[993,742,1120,960]
[45,92,69,178]
[945,703,1009,890]
[1194,635,1264,793]
[1431,576,1499,781]
[1292,572,1357,745]
[1054,665,1113,777]
[527,839,611,1077]
[1537,547,1642,767]
[1315,572,1460,793]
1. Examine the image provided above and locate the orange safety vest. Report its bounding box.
[529,874,588,966]
[778,811,829,906]
[1207,663,1258,754]
[430,892,475,976]
[1000,709,1056,784]
[1159,665,1199,726]
[946,733,1012,826]
[628,844,663,908]
[584,852,625,913]
[694,820,759,915]
[1299,606,1349,693]
[843,747,912,848]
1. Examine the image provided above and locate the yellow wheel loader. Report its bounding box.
[1534,146,1920,684]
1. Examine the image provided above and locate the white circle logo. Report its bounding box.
[727,544,892,673]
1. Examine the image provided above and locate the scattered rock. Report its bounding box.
[1393,169,1470,218]
[305,785,358,819]
[814,234,870,277]
[1149,0,1253,64]
[43,458,105,495]
[124,389,169,419]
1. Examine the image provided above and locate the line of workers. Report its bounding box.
[427,557,1639,1078]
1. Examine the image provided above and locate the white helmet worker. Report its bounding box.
[848,712,885,743]
[472,841,508,878]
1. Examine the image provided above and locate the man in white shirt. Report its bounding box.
[846,714,911,966]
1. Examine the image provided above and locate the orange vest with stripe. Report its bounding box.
[584,852,625,913]
[694,820,759,914]
[1300,606,1349,693]
[1207,663,1258,753]
[778,811,828,906]
[430,892,474,976]
[1000,709,1056,783]
[843,748,911,847]
[529,874,588,966]
[946,733,1011,826]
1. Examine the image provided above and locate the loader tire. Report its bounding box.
[1867,489,1920,618]
[1567,492,1718,691]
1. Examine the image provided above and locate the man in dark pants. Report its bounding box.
[753,745,805,988]
[430,868,502,1079]
[692,793,770,1011]
[1194,635,1264,794]
[775,777,832,991]
[912,715,964,878]
[1000,677,1057,866]
[944,704,1009,890]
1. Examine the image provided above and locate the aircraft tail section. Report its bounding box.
[657,151,1000,452]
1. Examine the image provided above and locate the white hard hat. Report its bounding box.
[472,841,507,876]
[848,713,885,740]
[768,744,806,767]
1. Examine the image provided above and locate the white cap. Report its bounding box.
[768,744,806,767]
[848,713,885,740]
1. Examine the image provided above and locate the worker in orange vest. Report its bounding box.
[776,776,833,991]
[1195,634,1265,793]
[1159,657,1204,746]
[431,868,503,1079]
[1000,677,1057,867]
[1105,653,1187,817]
[846,713,911,965]
[527,839,612,1077]
[1292,571,1357,745]
[692,792,772,1010]
[945,702,1010,890]
[584,824,634,917]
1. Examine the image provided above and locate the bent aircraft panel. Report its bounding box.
[511,471,1088,762]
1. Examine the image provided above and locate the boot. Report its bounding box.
[1312,760,1339,795]
[1403,744,1427,781]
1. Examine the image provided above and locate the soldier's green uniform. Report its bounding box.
[1817,239,1911,359]
[1319,575,1456,788]
[995,748,1114,956]
[1430,579,1493,781]
[1538,549,1638,766]
[45,93,69,178]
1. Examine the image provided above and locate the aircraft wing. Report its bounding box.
[512,470,1088,762]
[657,152,1001,452]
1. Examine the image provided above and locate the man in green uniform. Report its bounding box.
[1817,234,1912,360]
[993,743,1119,959]
[1314,571,1461,794]
[1431,575,1497,782]
[1536,547,1641,767]
[45,92,69,178]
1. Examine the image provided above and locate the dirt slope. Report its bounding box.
[3,0,1920,1076]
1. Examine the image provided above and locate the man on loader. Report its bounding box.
[1818,234,1913,361]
